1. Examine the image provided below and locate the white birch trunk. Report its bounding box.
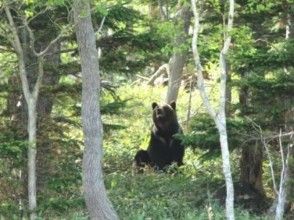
[73,0,119,219]
[216,118,235,220]
[275,131,290,220]
[191,0,235,219]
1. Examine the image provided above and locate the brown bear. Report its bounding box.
[134,101,184,170]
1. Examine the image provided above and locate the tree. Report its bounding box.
[166,2,191,103]
[4,3,62,219]
[73,0,119,219]
[191,0,235,219]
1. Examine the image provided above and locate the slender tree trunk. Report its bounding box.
[225,62,231,116]
[17,51,39,220]
[166,4,191,103]
[5,6,60,218]
[215,113,235,220]
[191,0,235,219]
[73,0,119,219]
[274,3,294,217]
[27,98,37,220]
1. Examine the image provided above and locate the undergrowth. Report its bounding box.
[1,84,272,219]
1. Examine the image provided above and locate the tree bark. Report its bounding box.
[239,142,264,194]
[191,0,235,219]
[73,0,119,219]
[5,5,61,218]
[166,4,191,103]
[27,97,37,220]
[5,7,38,219]
[238,69,265,193]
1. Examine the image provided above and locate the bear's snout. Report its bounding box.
[156,108,164,116]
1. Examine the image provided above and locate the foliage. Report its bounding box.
[0,0,293,218]
[179,114,253,159]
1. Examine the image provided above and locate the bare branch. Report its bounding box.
[4,6,22,55]
[147,64,169,85]
[97,16,106,36]
[22,14,63,57]
[24,19,63,57]
[191,0,216,119]
[27,8,49,24]
[4,6,31,101]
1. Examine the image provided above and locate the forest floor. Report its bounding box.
[13,84,276,219]
[99,84,272,220]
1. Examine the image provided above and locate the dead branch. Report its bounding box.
[147,64,169,85]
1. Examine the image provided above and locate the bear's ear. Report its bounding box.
[170,101,176,110]
[152,102,158,109]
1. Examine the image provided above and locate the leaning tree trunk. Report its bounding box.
[73,0,119,219]
[166,4,191,103]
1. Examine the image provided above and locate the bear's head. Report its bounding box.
[152,101,178,131]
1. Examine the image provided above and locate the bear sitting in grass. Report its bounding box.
[134,101,184,170]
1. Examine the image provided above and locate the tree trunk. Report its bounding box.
[239,142,264,194]
[6,24,61,215]
[225,61,231,116]
[5,6,59,218]
[35,42,61,193]
[239,71,265,194]
[73,0,119,219]
[166,4,191,103]
[191,0,235,219]
[27,98,37,220]
[216,118,235,220]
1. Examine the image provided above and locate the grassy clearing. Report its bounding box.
[7,84,270,219]
[100,84,270,220]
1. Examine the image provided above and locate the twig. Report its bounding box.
[97,16,106,35]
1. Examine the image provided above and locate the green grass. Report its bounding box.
[99,84,271,219]
[1,84,272,219]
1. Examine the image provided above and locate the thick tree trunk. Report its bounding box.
[166,4,191,103]
[239,71,265,194]
[73,0,119,219]
[239,142,264,194]
[36,42,60,192]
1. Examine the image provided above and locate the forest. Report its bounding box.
[0,0,293,219]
